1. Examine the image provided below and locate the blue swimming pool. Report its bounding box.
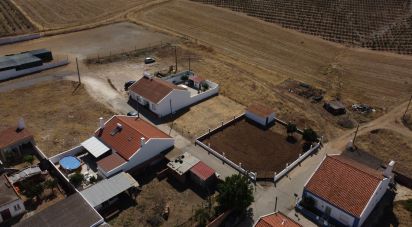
[59,156,81,171]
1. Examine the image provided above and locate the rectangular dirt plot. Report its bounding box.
[202,119,303,178]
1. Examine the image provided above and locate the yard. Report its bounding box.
[108,168,206,227]
[0,80,114,157]
[201,119,304,178]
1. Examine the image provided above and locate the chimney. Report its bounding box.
[18,118,25,130]
[99,117,105,129]
[116,123,123,130]
[384,160,395,177]
[141,137,145,147]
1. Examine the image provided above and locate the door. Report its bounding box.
[325,206,332,217]
[1,208,12,221]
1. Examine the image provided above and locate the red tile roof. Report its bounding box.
[305,155,384,218]
[189,75,205,83]
[129,76,185,104]
[190,161,215,181]
[0,127,33,149]
[255,212,302,227]
[247,103,274,118]
[97,153,126,173]
[96,116,171,160]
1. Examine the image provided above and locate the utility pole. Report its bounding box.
[274,196,278,212]
[174,46,178,72]
[352,123,360,150]
[76,58,81,84]
[402,95,412,121]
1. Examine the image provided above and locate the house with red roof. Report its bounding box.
[254,212,302,227]
[93,115,174,177]
[128,72,219,117]
[301,155,394,227]
[0,118,34,163]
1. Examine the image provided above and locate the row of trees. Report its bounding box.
[21,179,58,201]
[286,122,318,145]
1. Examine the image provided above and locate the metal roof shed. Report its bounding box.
[81,136,110,158]
[81,172,139,208]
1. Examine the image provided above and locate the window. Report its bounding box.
[14,204,21,211]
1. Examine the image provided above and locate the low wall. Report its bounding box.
[196,114,257,181]
[0,59,69,81]
[189,81,219,104]
[207,210,232,227]
[0,33,42,46]
[49,146,85,164]
[163,70,193,83]
[273,141,321,182]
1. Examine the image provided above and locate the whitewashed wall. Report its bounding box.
[359,178,390,226]
[0,199,25,223]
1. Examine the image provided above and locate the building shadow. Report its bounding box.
[363,189,398,227]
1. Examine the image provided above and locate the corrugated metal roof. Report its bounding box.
[8,166,42,184]
[81,136,110,158]
[81,172,139,207]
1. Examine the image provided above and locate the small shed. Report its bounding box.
[245,103,275,127]
[189,161,216,189]
[167,152,199,183]
[324,101,346,115]
[188,75,205,90]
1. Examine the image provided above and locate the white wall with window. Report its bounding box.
[0,199,25,223]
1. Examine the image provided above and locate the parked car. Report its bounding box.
[127,111,138,116]
[124,81,136,91]
[144,57,156,64]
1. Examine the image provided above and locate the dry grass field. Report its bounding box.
[0,81,114,157]
[127,0,412,139]
[356,129,412,179]
[12,0,151,30]
[0,0,36,37]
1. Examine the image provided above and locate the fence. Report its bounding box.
[196,113,322,183]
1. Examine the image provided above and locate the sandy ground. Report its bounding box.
[0,80,114,157]
[0,22,176,59]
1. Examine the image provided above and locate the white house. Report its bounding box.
[0,175,25,223]
[245,103,275,127]
[93,115,175,178]
[128,72,219,117]
[302,155,394,227]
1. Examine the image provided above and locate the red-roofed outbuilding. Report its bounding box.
[254,212,302,227]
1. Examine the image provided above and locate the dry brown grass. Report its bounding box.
[0,0,36,37]
[0,80,114,157]
[356,129,412,178]
[12,0,151,30]
[394,200,412,227]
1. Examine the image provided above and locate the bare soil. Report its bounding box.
[202,119,303,178]
[0,0,36,37]
[0,80,114,157]
[108,176,204,227]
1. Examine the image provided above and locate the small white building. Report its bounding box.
[128,73,219,117]
[245,103,275,127]
[302,155,394,227]
[0,175,25,223]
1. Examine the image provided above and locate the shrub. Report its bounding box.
[181,75,189,81]
[302,128,318,144]
[217,174,254,214]
[401,199,412,213]
[201,82,209,91]
[69,173,84,187]
[194,207,211,227]
[23,155,34,165]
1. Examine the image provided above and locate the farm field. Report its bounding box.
[0,0,36,37]
[0,80,114,157]
[202,119,303,178]
[12,0,151,30]
[131,0,412,117]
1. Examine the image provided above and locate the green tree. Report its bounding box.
[69,173,84,187]
[23,155,34,165]
[194,207,210,227]
[44,179,58,195]
[22,182,44,200]
[302,128,318,144]
[217,174,254,214]
[286,122,297,137]
[201,82,209,91]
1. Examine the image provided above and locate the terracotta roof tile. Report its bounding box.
[247,103,274,118]
[96,116,171,160]
[190,161,215,181]
[129,77,185,104]
[0,127,33,149]
[305,155,384,217]
[255,212,302,227]
[97,153,126,173]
